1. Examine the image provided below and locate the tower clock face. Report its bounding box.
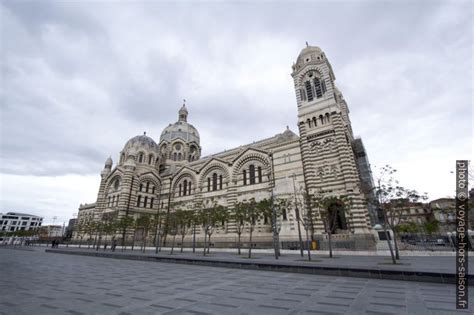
[175,144,181,150]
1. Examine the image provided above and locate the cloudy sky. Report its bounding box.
[1,0,472,225]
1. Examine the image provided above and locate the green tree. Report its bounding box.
[74,220,86,248]
[117,215,134,251]
[102,212,118,249]
[374,165,427,262]
[245,198,260,258]
[231,201,250,255]
[198,201,227,255]
[136,214,153,252]
[167,212,179,255]
[175,209,193,253]
[423,219,440,235]
[396,221,419,234]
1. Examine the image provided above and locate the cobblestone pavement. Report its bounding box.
[42,244,474,275]
[0,247,472,315]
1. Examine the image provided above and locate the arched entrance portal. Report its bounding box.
[328,201,347,233]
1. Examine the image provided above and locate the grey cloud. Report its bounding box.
[0,0,472,202]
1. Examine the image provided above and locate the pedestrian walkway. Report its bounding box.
[2,247,472,315]
[43,245,474,285]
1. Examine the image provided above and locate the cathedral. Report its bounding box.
[75,45,376,248]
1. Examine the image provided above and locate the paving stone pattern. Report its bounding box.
[0,248,472,315]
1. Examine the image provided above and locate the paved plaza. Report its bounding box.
[0,247,472,315]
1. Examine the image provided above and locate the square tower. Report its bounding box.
[292,45,372,234]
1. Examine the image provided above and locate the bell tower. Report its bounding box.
[291,44,371,234]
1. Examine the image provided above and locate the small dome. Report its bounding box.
[160,106,200,145]
[122,133,160,156]
[105,156,113,167]
[179,104,188,121]
[295,44,324,67]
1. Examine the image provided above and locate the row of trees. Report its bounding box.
[73,192,353,260]
[71,164,430,265]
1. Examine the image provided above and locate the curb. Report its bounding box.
[45,249,472,285]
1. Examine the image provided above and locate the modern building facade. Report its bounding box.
[74,45,375,247]
[0,212,43,232]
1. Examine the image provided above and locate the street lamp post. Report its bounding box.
[292,174,304,257]
[269,153,280,259]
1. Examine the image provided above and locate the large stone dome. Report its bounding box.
[160,105,200,145]
[123,134,159,153]
[119,133,161,166]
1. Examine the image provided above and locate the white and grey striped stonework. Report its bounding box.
[75,45,374,245]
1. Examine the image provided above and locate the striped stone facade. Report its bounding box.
[75,45,374,245]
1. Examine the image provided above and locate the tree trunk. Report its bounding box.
[131,232,136,251]
[181,235,185,253]
[155,229,160,254]
[384,225,396,264]
[207,233,211,254]
[237,233,241,255]
[96,232,101,252]
[393,230,400,260]
[305,228,311,261]
[143,230,148,253]
[328,231,333,258]
[171,235,176,255]
[203,230,207,256]
[248,228,253,258]
[121,227,126,250]
[192,224,196,253]
[296,210,304,257]
[103,235,107,251]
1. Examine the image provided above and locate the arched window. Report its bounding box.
[219,175,223,190]
[183,180,188,196]
[243,170,247,185]
[307,119,311,128]
[173,153,177,161]
[138,152,144,163]
[249,165,256,185]
[156,157,160,165]
[305,81,313,101]
[282,208,287,221]
[150,198,154,209]
[188,155,192,162]
[299,88,307,101]
[146,182,150,193]
[257,166,262,183]
[188,181,192,195]
[179,184,182,196]
[325,113,330,123]
[136,195,141,207]
[178,153,182,161]
[152,186,156,194]
[108,197,111,207]
[319,115,324,125]
[314,78,323,98]
[207,178,211,191]
[212,173,218,191]
[144,196,148,208]
[139,184,143,192]
[312,117,317,127]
